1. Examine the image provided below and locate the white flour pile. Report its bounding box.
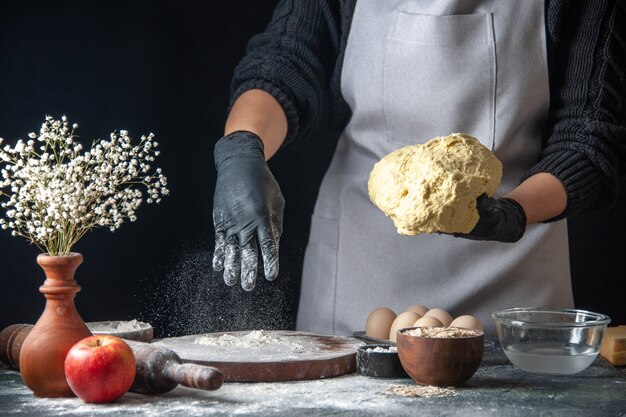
[115,319,143,331]
[368,346,398,353]
[87,319,145,333]
[385,385,457,398]
[194,330,304,350]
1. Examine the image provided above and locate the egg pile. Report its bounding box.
[365,305,483,342]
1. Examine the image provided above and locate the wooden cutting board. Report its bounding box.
[155,330,363,382]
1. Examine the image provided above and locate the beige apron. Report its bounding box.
[297,0,573,336]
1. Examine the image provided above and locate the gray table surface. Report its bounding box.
[1,341,625,417]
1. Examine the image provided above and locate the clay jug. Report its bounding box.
[19,253,92,397]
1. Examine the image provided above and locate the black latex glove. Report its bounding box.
[454,194,527,243]
[212,131,284,291]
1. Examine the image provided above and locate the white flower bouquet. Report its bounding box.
[0,116,169,255]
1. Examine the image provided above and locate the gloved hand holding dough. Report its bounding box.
[368,133,503,235]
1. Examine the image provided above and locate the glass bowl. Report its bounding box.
[492,308,610,375]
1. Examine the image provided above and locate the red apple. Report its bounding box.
[64,335,136,403]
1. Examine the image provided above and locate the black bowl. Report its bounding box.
[356,344,409,378]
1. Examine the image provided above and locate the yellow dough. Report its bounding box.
[368,133,502,235]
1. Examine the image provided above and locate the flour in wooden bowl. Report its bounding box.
[403,327,481,338]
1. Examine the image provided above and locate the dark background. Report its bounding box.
[0,0,624,337]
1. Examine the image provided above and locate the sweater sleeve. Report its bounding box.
[229,0,342,147]
[523,0,626,220]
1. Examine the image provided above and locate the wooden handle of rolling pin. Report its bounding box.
[0,325,223,394]
[0,324,32,370]
[165,362,223,391]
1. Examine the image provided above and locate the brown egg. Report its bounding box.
[450,315,483,331]
[389,311,421,342]
[365,307,397,340]
[414,315,444,327]
[405,304,428,316]
[424,308,453,327]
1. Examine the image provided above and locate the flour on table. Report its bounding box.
[385,384,457,398]
[194,330,304,350]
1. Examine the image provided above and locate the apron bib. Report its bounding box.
[297,0,573,336]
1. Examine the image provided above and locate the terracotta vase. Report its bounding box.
[19,253,92,397]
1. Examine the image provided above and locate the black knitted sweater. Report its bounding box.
[230,0,625,219]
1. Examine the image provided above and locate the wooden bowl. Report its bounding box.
[396,327,484,386]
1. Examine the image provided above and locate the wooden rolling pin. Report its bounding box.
[0,324,223,394]
[124,339,223,394]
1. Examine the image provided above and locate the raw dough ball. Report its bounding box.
[424,308,454,327]
[450,315,483,331]
[389,311,421,343]
[414,316,444,327]
[405,304,428,316]
[365,307,397,340]
[368,133,502,235]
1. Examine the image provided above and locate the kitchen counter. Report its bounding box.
[1,342,625,417]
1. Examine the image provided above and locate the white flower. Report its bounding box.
[0,116,168,255]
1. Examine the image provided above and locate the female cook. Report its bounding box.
[212,0,625,335]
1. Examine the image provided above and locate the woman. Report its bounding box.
[212,0,625,335]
